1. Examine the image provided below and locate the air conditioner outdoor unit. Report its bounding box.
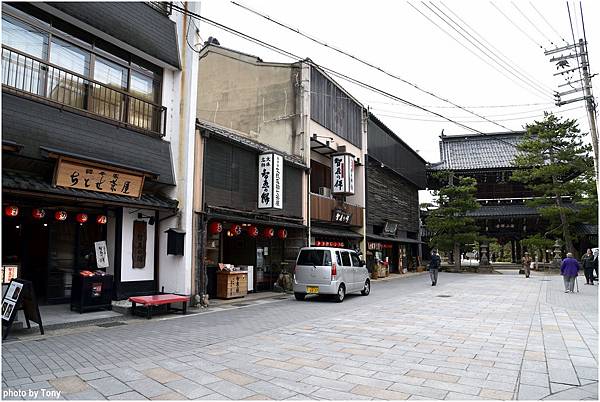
[318,187,331,197]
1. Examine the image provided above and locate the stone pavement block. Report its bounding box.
[574,366,598,381]
[205,380,256,399]
[164,378,212,399]
[297,366,344,380]
[389,382,449,399]
[570,355,597,367]
[301,375,356,392]
[517,384,550,399]
[407,395,430,400]
[445,391,484,400]
[107,391,148,400]
[521,360,548,373]
[423,379,481,396]
[149,391,187,400]
[269,377,320,395]
[87,376,131,397]
[142,367,183,384]
[5,378,33,387]
[194,393,230,400]
[549,382,572,393]
[181,369,221,385]
[328,364,376,378]
[406,369,459,383]
[479,388,514,399]
[524,351,546,361]
[520,370,550,387]
[214,369,258,386]
[373,372,425,385]
[286,357,331,369]
[106,368,145,382]
[351,384,410,400]
[75,367,98,375]
[284,393,316,400]
[126,378,171,398]
[49,376,89,394]
[31,374,56,382]
[543,386,596,400]
[79,371,111,381]
[311,387,371,400]
[246,380,297,399]
[340,374,393,389]
[257,367,307,382]
[64,389,105,400]
[188,360,227,373]
[243,394,273,400]
[256,359,301,371]
[548,367,580,386]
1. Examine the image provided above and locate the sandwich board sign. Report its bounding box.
[2,279,43,340]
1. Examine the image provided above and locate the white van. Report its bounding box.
[293,247,370,302]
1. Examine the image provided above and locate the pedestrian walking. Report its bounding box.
[429,249,441,286]
[560,252,580,293]
[522,252,532,278]
[581,249,596,285]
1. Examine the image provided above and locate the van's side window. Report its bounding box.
[350,253,361,267]
[336,251,342,265]
[341,251,351,266]
[324,251,332,266]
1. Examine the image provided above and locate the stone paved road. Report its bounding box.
[2,272,597,400]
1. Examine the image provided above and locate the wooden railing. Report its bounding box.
[1,46,167,136]
[310,193,363,227]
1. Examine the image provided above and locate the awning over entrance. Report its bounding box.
[311,225,363,239]
[367,234,423,244]
[3,169,178,210]
[206,205,306,229]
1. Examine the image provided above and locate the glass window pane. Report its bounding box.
[94,57,127,89]
[47,38,90,109]
[2,15,48,59]
[341,252,351,266]
[128,71,159,131]
[129,71,155,101]
[91,57,127,121]
[350,253,360,267]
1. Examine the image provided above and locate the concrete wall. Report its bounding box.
[197,49,302,158]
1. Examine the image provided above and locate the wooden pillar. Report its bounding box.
[511,240,516,263]
[516,240,522,264]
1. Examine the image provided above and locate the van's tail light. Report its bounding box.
[331,263,337,280]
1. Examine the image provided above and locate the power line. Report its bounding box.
[366,100,555,109]
[230,1,519,135]
[529,2,568,44]
[439,2,555,95]
[511,1,555,47]
[411,2,551,101]
[490,2,543,49]
[372,104,568,119]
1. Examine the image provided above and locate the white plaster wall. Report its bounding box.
[105,209,116,276]
[121,208,155,282]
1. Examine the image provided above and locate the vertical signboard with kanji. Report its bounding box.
[331,153,355,195]
[258,153,283,209]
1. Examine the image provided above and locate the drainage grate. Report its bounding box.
[436,294,452,298]
[97,322,127,328]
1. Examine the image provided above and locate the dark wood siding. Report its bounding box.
[366,158,419,235]
[367,117,427,189]
[204,138,303,218]
[310,67,362,148]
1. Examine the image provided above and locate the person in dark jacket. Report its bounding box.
[561,253,580,293]
[581,249,596,285]
[429,249,441,286]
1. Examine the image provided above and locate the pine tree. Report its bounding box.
[512,113,595,255]
[426,173,480,270]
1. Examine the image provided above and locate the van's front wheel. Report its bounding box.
[294,292,306,301]
[361,279,370,296]
[335,284,345,303]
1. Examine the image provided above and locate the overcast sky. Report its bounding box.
[192,0,599,200]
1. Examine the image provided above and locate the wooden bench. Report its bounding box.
[128,294,189,319]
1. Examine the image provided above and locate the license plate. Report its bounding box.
[306,286,319,294]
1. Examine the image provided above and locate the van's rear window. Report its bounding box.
[297,250,331,266]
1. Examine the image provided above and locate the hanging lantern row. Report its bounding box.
[316,241,345,248]
[209,221,288,239]
[4,206,106,224]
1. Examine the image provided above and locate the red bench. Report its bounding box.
[129,294,189,319]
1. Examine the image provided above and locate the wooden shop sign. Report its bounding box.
[55,159,144,198]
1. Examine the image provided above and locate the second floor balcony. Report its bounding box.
[2,46,167,136]
[310,192,364,227]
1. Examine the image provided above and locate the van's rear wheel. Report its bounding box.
[335,284,345,303]
[294,292,306,301]
[361,279,370,296]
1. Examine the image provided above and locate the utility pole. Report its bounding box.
[546,39,599,196]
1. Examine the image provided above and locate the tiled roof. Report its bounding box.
[3,169,178,210]
[574,223,598,236]
[466,203,579,218]
[430,132,525,171]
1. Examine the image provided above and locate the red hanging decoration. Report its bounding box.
[96,215,107,224]
[32,208,46,219]
[277,229,288,239]
[209,221,223,234]
[263,227,274,238]
[55,211,67,221]
[247,225,259,237]
[230,224,242,236]
[76,213,88,223]
[4,206,19,217]
[315,241,322,246]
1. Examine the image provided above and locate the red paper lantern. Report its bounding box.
[32,208,46,219]
[4,206,19,217]
[209,221,223,234]
[55,211,67,221]
[230,224,242,236]
[247,225,259,237]
[315,241,322,246]
[263,227,274,238]
[277,229,288,239]
[96,215,107,224]
[76,213,88,223]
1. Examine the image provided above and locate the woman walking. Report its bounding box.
[522,252,532,278]
[560,253,580,293]
[581,249,596,285]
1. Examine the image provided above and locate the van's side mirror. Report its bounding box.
[360,259,366,267]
